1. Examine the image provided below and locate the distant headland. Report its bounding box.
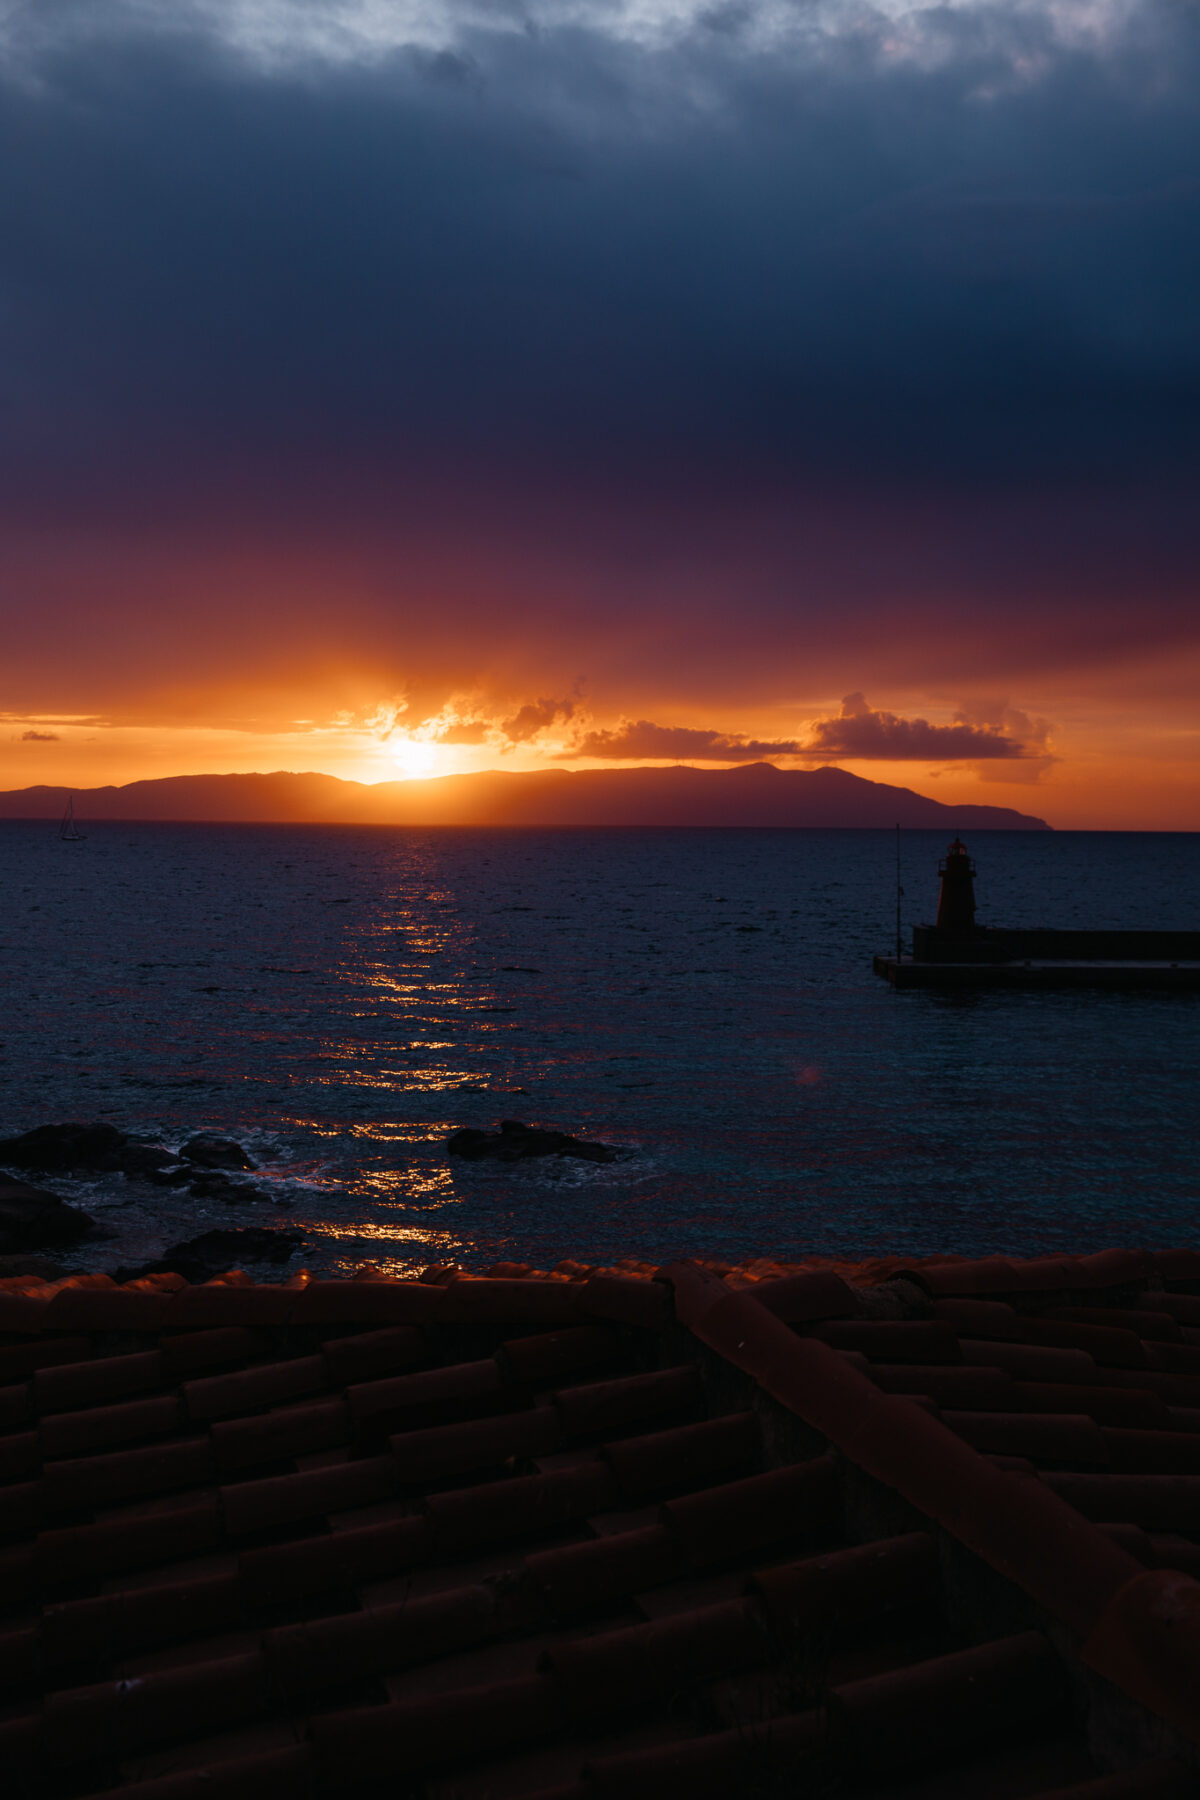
[0,764,1050,828]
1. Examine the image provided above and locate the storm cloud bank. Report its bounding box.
[2,0,1198,731]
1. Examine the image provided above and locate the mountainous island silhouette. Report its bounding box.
[0,764,1050,828]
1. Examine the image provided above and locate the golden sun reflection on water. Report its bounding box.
[358,1165,457,1205]
[305,1220,463,1280]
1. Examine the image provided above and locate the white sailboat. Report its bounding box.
[59,795,85,841]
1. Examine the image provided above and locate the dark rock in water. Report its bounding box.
[116,1226,305,1285]
[0,1176,97,1254]
[0,1121,126,1173]
[179,1134,257,1171]
[186,1171,273,1204]
[117,1141,178,1178]
[151,1166,204,1188]
[446,1119,617,1164]
[0,1121,179,1183]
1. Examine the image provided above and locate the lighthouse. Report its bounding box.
[935,837,977,932]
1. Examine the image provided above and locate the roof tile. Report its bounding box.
[931,1298,1022,1339]
[1044,1473,1200,1533]
[309,1674,561,1784]
[1010,1382,1170,1430]
[752,1530,938,1635]
[167,1286,295,1328]
[581,1711,824,1800]
[391,1406,562,1486]
[220,1453,398,1535]
[942,1411,1108,1467]
[1074,1250,1162,1289]
[319,1325,427,1386]
[425,1461,620,1553]
[868,1363,1019,1410]
[662,1268,1162,1616]
[543,1597,770,1722]
[1019,1319,1149,1370]
[500,1326,621,1387]
[902,1257,1022,1298]
[553,1366,702,1440]
[602,1412,759,1500]
[1139,1294,1200,1329]
[0,1335,91,1384]
[1104,1368,1200,1408]
[39,1287,172,1333]
[1145,1342,1200,1376]
[264,1582,521,1699]
[44,1650,268,1765]
[40,1394,184,1461]
[346,1358,502,1431]
[42,1434,215,1511]
[86,1744,318,1800]
[184,1356,329,1424]
[34,1351,166,1414]
[525,1523,683,1616]
[438,1278,584,1327]
[0,1475,44,1534]
[1029,1766,1200,1798]
[159,1327,264,1379]
[1082,1569,1200,1742]
[238,1514,430,1606]
[959,1338,1101,1384]
[810,1319,963,1363]
[0,1290,52,1332]
[1149,1251,1200,1284]
[37,1500,221,1585]
[662,1457,841,1568]
[211,1400,349,1474]
[4,1260,1200,1795]
[577,1274,672,1329]
[1052,1307,1184,1343]
[749,1269,860,1323]
[833,1631,1065,1771]
[1007,1257,1095,1293]
[0,1542,37,1607]
[1102,1428,1200,1475]
[0,1429,39,1481]
[293,1279,446,1326]
[0,1621,37,1687]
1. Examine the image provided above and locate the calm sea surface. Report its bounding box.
[1,823,1198,1276]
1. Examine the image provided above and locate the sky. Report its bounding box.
[1,0,1198,827]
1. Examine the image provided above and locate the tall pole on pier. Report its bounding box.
[895,824,904,962]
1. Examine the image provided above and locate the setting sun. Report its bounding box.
[391,737,439,780]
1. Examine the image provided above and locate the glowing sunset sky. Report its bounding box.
[2,0,1198,828]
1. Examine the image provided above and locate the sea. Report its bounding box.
[1,822,1198,1278]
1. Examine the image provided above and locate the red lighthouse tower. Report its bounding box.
[935,837,977,932]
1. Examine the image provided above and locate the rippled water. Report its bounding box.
[1,822,1198,1275]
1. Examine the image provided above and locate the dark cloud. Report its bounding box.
[0,2,1198,716]
[565,719,800,761]
[1,3,1198,494]
[501,697,577,742]
[804,694,1027,760]
[20,729,60,741]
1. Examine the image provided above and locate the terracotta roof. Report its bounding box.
[2,1250,1200,1795]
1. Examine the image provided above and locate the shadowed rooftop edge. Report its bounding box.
[3,1248,1200,1797]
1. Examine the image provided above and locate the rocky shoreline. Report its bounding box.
[0,1116,624,1282]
